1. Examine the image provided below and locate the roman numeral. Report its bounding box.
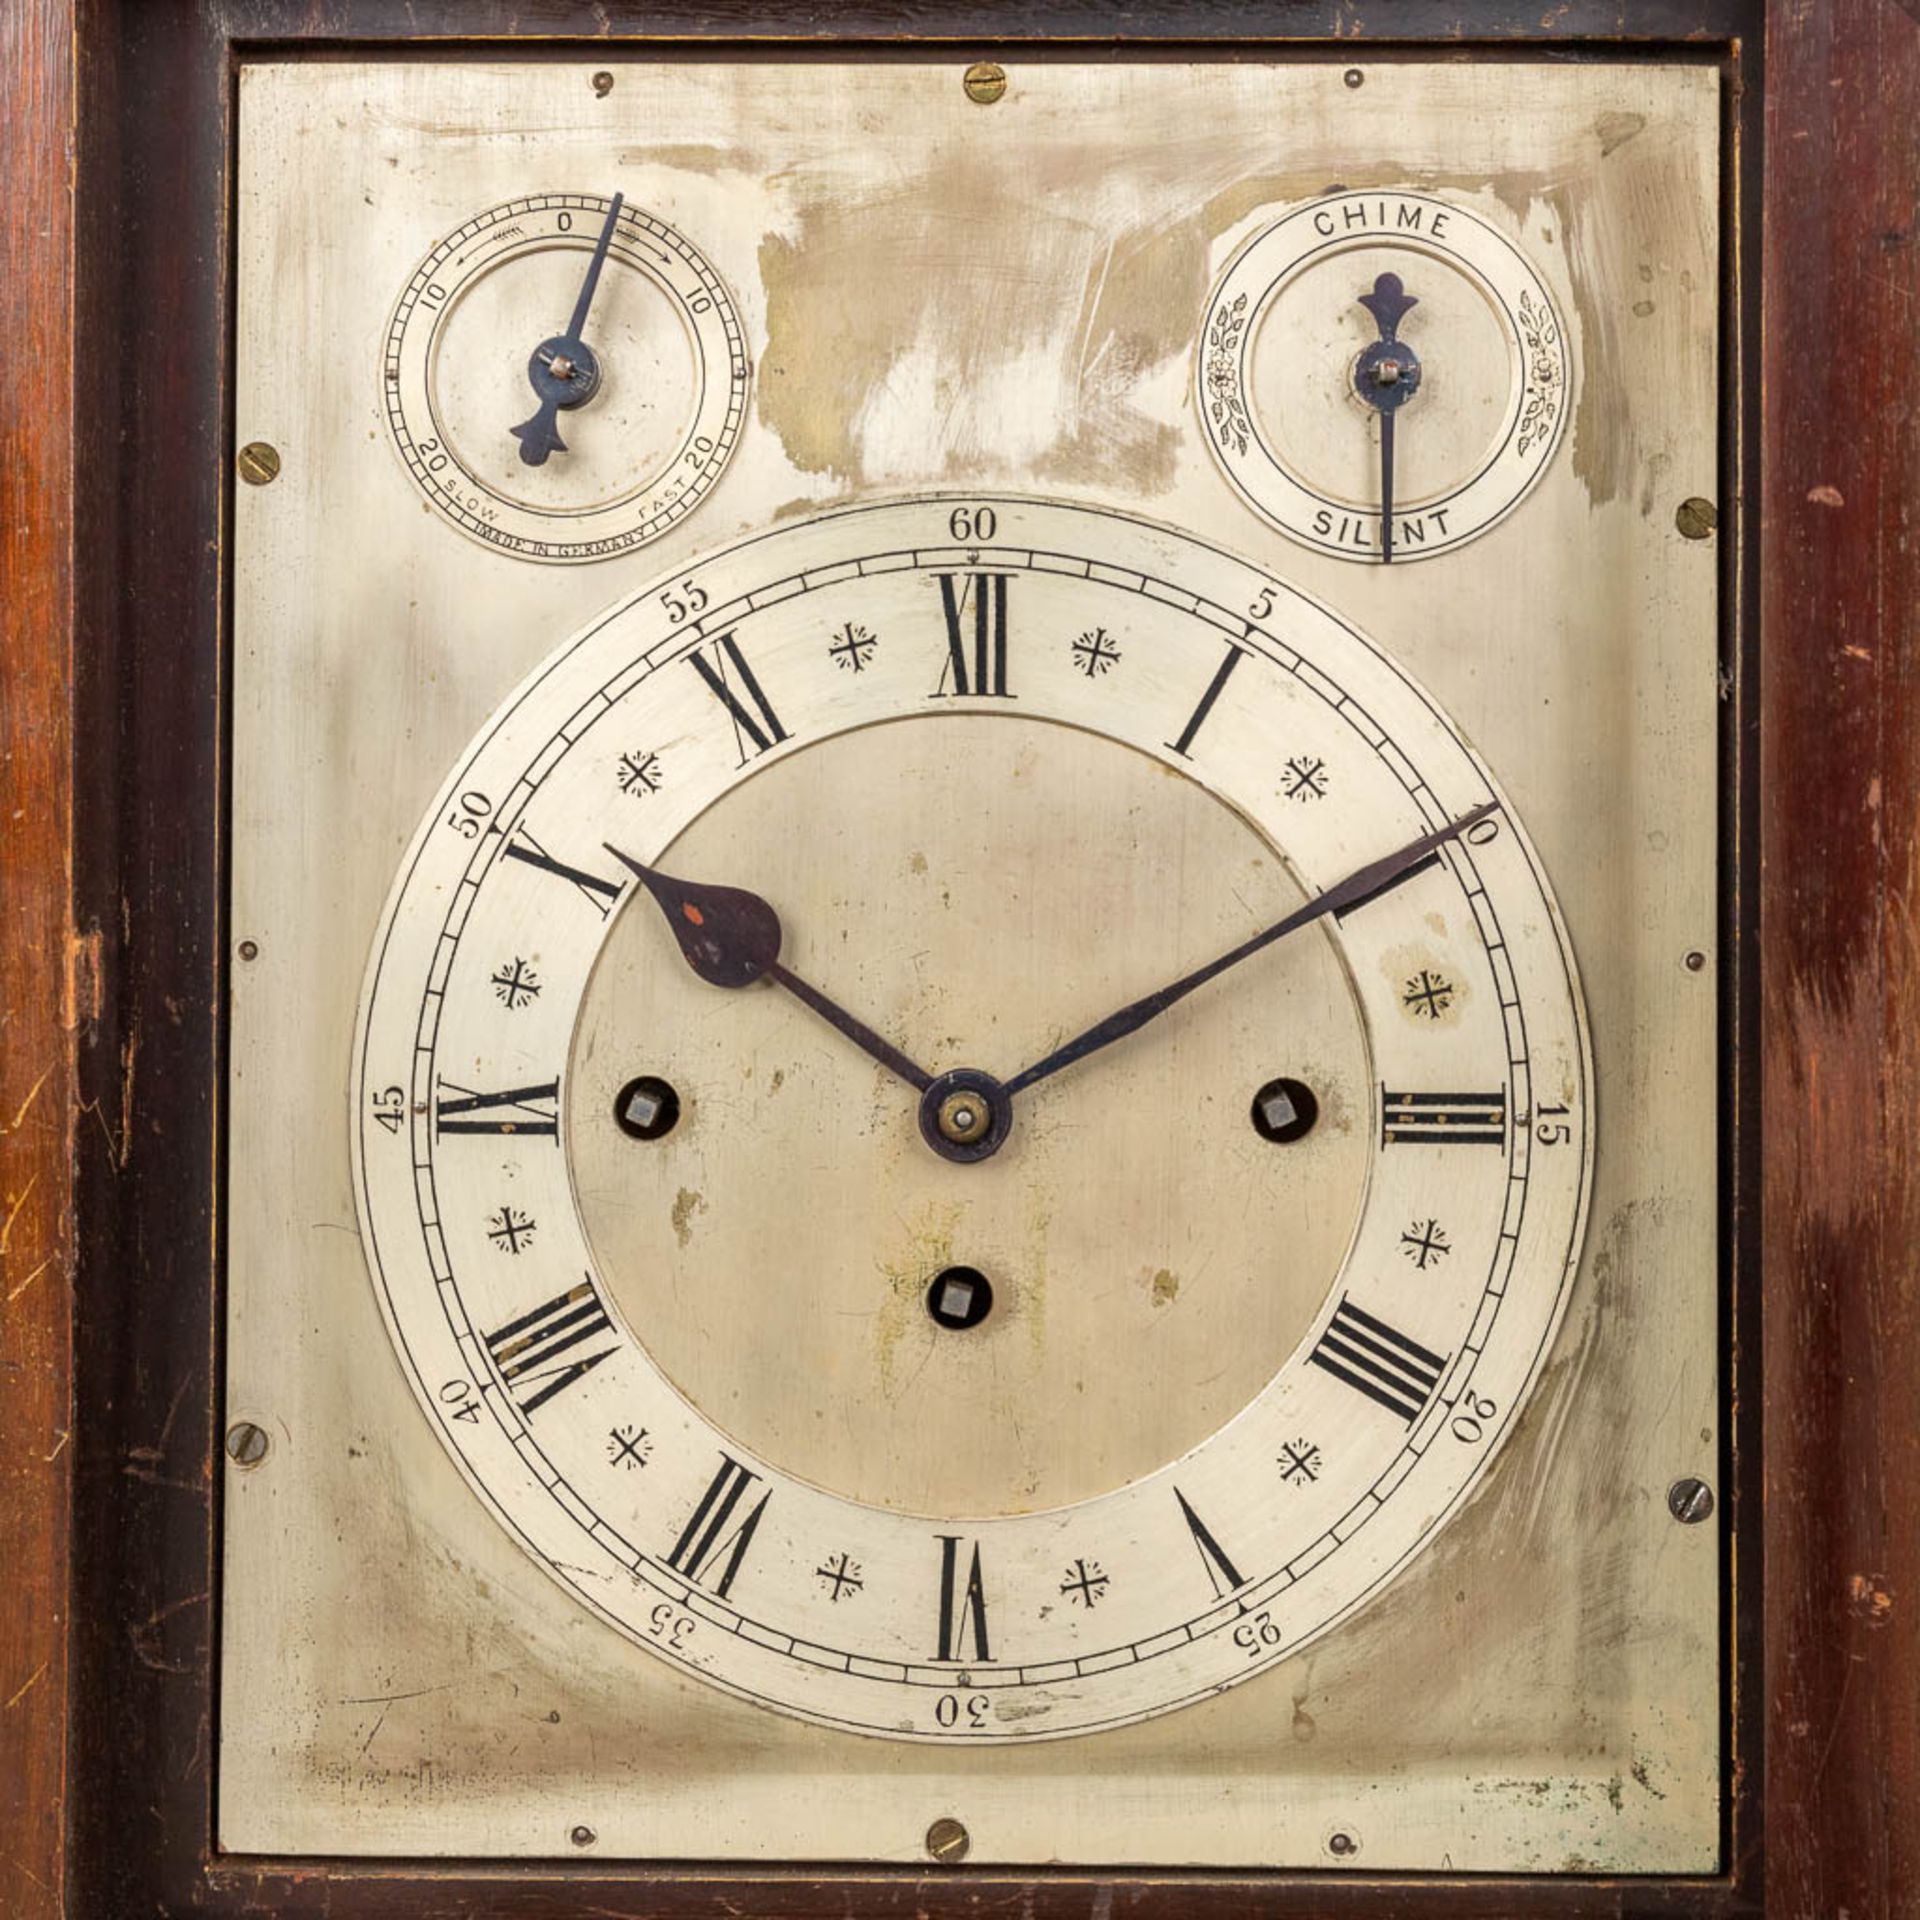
[689,631,788,762]
[934,1535,992,1662]
[1165,643,1245,757]
[666,1454,770,1599]
[1332,849,1442,920]
[1173,1486,1246,1599]
[501,830,623,916]
[1380,1086,1507,1147]
[1309,1295,1448,1424]
[484,1278,616,1414]
[934,573,1011,697]
[435,1078,560,1140]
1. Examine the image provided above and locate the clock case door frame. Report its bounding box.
[5,0,1912,1913]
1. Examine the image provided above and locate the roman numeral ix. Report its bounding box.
[435,1078,560,1140]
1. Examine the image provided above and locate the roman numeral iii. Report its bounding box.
[1380,1086,1507,1147]
[484,1278,616,1414]
[1309,1295,1449,1424]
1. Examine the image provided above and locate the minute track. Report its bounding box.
[353,493,1592,1743]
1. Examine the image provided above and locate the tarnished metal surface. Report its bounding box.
[224,54,1721,1869]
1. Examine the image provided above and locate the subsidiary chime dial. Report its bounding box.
[352,495,1592,1743]
[1200,190,1571,562]
[383,192,749,562]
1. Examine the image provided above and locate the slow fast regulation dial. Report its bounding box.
[1200,190,1570,562]
[351,495,1592,1742]
[383,191,749,563]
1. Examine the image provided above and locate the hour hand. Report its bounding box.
[604,846,934,1093]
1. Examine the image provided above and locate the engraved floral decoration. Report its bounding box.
[1515,289,1567,459]
[1204,292,1254,457]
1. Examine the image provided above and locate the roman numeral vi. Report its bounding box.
[934,1535,992,1662]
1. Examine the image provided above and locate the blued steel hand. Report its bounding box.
[510,192,624,466]
[604,845,934,1094]
[1353,271,1422,564]
[1002,803,1497,1100]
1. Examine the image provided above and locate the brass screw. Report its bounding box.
[591,71,614,97]
[963,62,1007,106]
[226,1421,270,1467]
[1343,68,1365,89]
[237,441,281,487]
[1684,949,1707,973]
[1327,1828,1360,1858]
[926,1816,971,1864]
[237,938,260,962]
[570,1823,597,1847]
[1675,496,1718,540]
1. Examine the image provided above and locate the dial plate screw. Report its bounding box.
[1675,496,1718,540]
[926,1816,971,1863]
[963,62,1007,105]
[1668,1476,1715,1524]
[237,441,281,486]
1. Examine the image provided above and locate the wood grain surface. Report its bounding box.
[0,5,76,1920]
[1760,3,1920,1917]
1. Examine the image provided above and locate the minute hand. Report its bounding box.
[1002,802,1498,1101]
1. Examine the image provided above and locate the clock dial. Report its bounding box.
[352,493,1592,1742]
[1200,190,1570,561]
[383,192,749,562]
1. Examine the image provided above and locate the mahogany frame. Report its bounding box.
[2,1,1912,1914]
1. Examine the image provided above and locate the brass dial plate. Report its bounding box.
[225,54,1722,1869]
